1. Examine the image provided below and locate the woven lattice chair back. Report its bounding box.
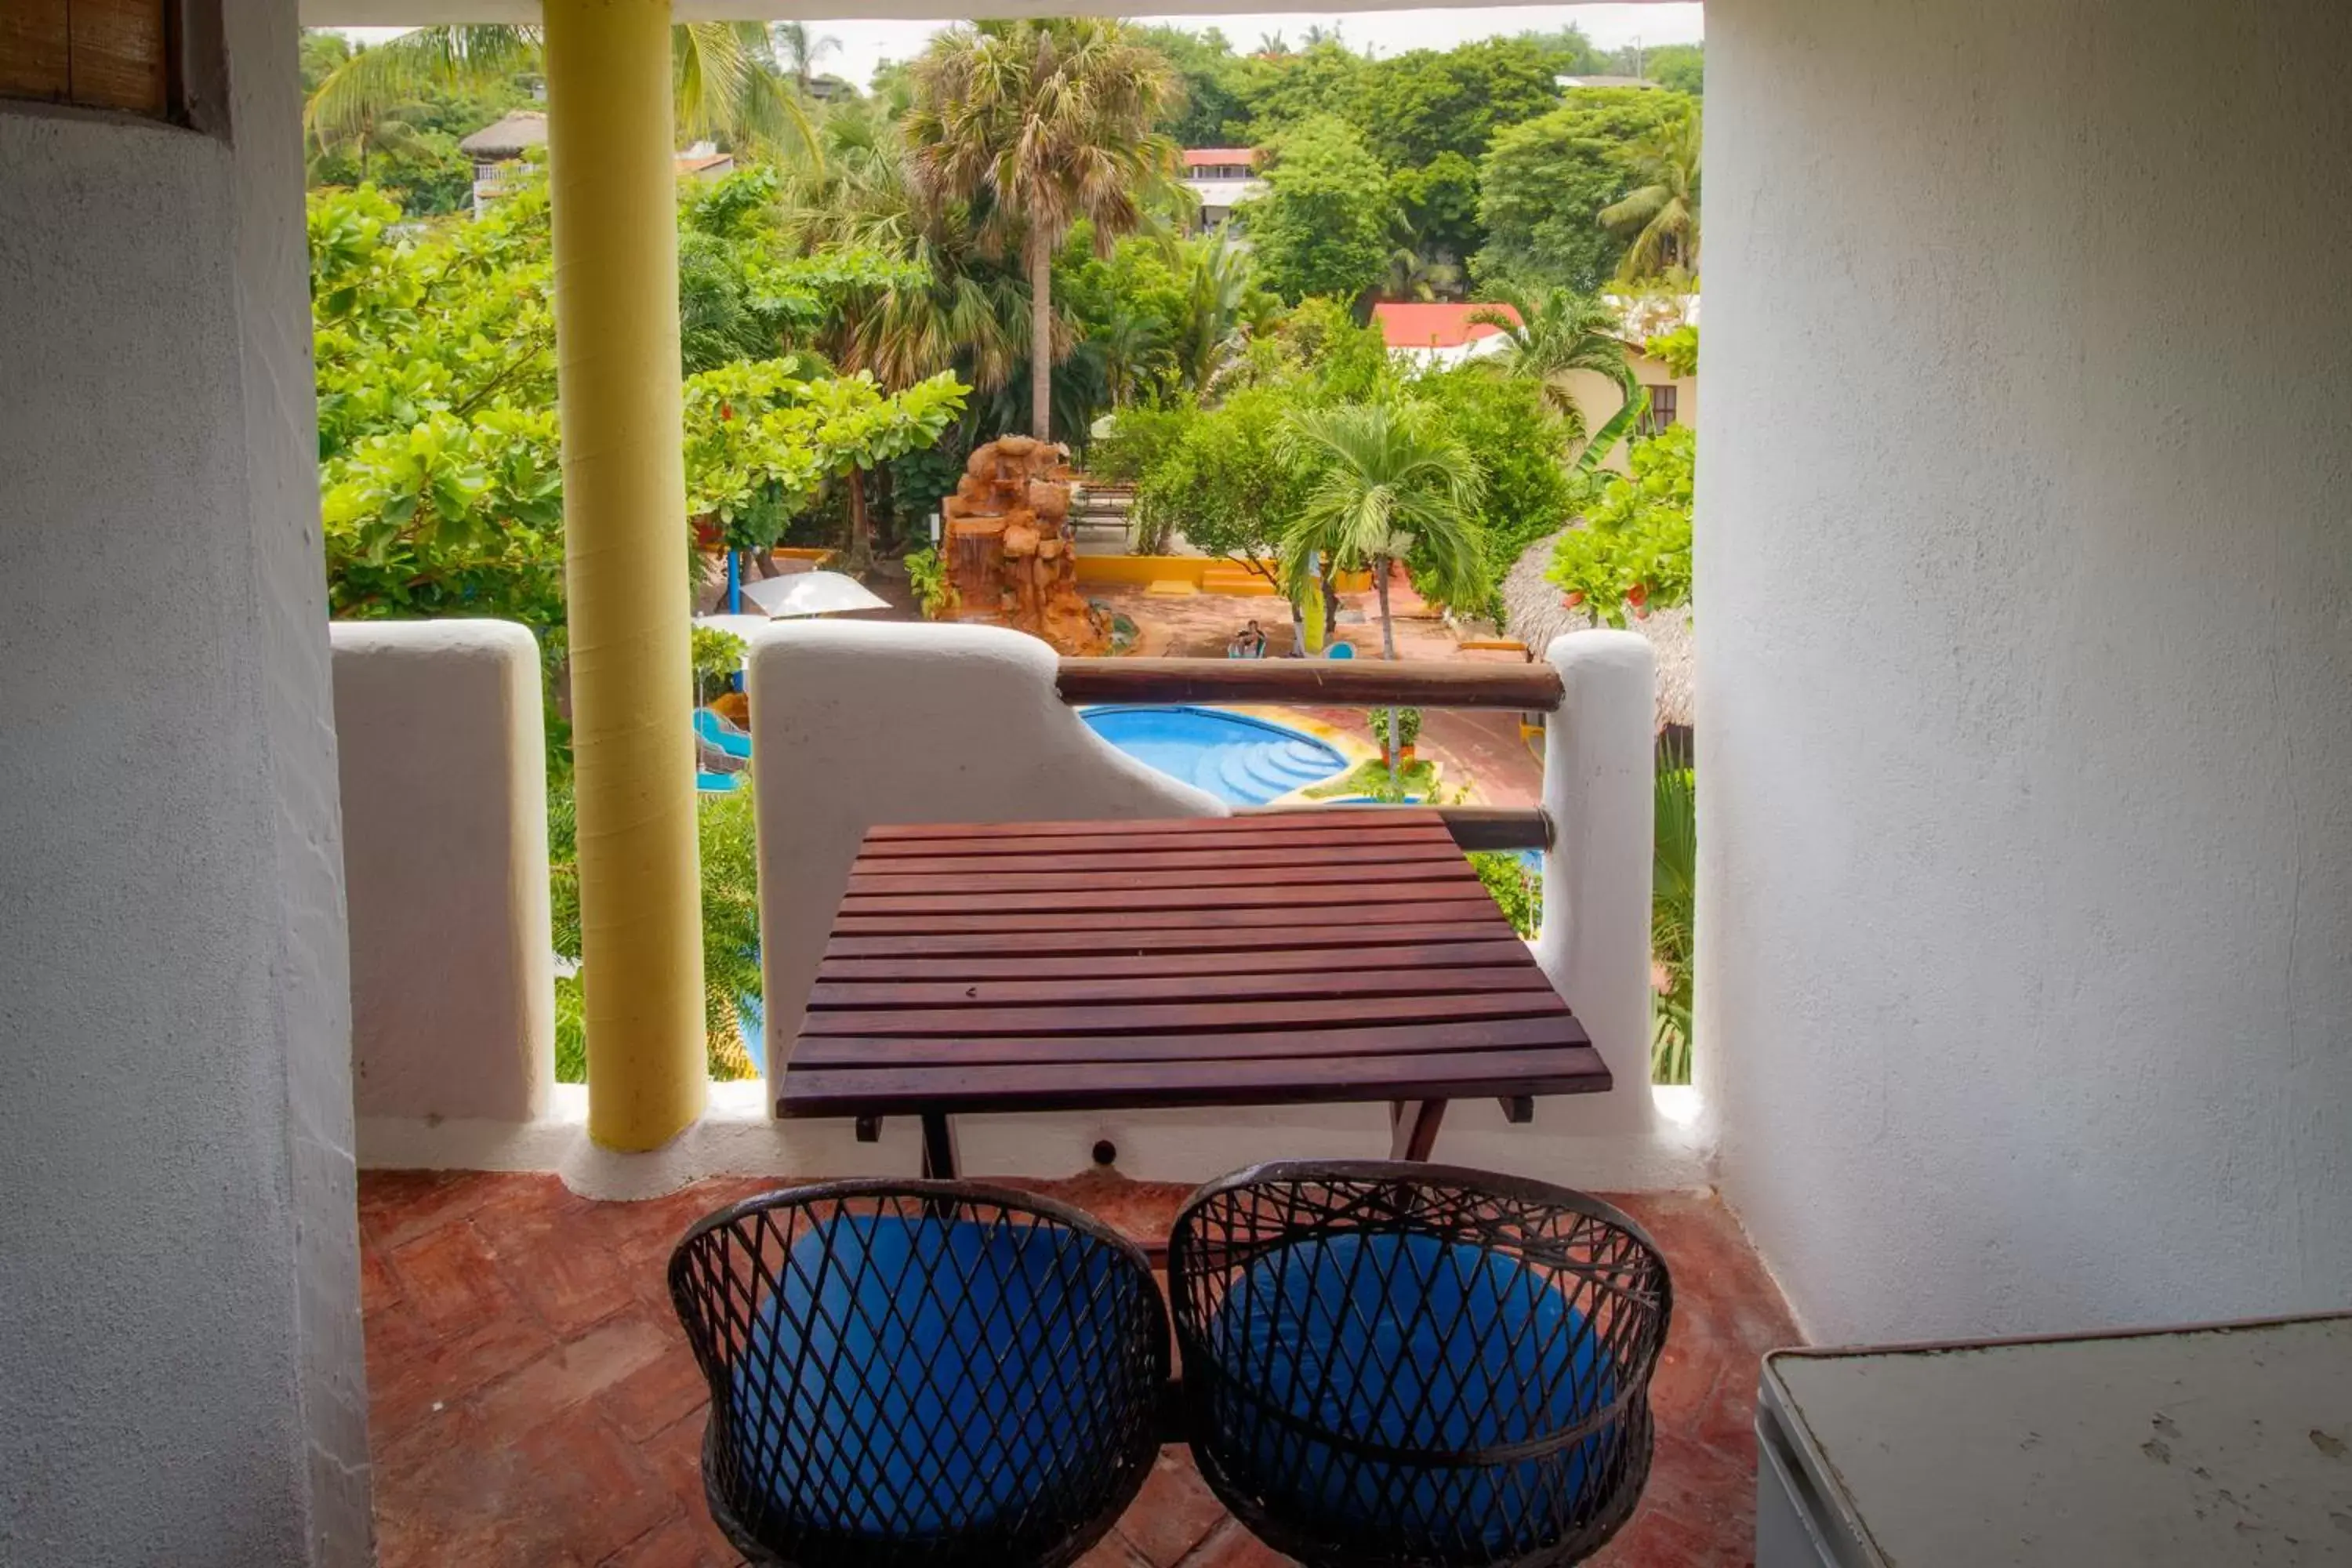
[1168,1161,1672,1568]
[669,1180,1169,1567]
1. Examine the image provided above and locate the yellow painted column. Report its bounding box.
[543,0,706,1149]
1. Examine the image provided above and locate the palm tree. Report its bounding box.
[304,24,813,164]
[1470,285,1642,462]
[775,98,1026,401]
[1171,227,1261,394]
[307,95,434,184]
[1379,245,1464,303]
[771,22,840,96]
[1277,402,1485,762]
[1600,110,1700,280]
[902,20,1178,440]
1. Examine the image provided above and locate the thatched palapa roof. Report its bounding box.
[459,111,549,160]
[1499,528,1693,732]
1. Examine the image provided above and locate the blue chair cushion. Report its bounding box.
[730,1213,1130,1537]
[1205,1230,1616,1557]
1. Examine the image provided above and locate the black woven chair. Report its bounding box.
[669,1180,1169,1567]
[1168,1161,1672,1568]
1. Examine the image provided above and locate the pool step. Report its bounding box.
[1209,739,1348,803]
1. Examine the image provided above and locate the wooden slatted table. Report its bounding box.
[779,809,1610,1176]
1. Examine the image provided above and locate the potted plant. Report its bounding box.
[1370,706,1423,768]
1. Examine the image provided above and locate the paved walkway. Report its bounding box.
[361,1168,1795,1567]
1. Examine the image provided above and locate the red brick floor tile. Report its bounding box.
[644,1411,713,1516]
[1177,1519,1300,1567]
[1075,1535,1154,1568]
[472,1314,673,1436]
[361,1171,1793,1567]
[599,1513,740,1568]
[367,1301,555,1443]
[601,1339,712,1444]
[1116,1451,1229,1568]
[493,1217,645,1339]
[361,1169,503,1253]
[389,1216,520,1334]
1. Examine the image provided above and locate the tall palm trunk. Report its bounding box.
[845,467,873,567]
[1375,556,1401,775]
[1027,228,1054,440]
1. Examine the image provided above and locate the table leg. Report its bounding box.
[920,1112,959,1180]
[1389,1099,1448,1161]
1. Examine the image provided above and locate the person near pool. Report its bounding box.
[1227,619,1267,659]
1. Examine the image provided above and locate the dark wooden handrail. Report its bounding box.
[1241,803,1552,852]
[1057,658,1563,711]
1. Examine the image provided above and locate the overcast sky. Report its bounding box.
[343,5,1702,95]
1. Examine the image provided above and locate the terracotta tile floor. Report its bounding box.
[361,1169,1796,1567]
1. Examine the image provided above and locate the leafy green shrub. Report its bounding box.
[1651,753,1696,1085]
[547,769,764,1083]
[1548,423,1694,625]
[689,626,746,705]
[1368,706,1424,753]
[1087,404,1193,486]
[1469,851,1541,938]
[903,546,957,619]
[1643,324,1698,378]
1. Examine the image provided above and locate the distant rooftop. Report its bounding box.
[459,112,735,177]
[1557,74,1662,91]
[1372,301,1519,350]
[1182,147,1258,169]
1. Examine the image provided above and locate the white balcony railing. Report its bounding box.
[332,619,1698,1189]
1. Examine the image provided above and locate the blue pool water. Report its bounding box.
[1081,705,1348,806]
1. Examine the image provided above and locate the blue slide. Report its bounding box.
[695,708,753,759]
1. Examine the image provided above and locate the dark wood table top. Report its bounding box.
[777,809,1610,1122]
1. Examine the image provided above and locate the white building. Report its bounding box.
[1180,146,1265,233]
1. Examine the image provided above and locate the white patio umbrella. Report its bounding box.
[739,570,889,619]
[691,614,773,644]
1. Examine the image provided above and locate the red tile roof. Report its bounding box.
[1182,147,1258,169]
[1371,301,1521,350]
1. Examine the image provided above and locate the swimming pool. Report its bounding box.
[1080,705,1349,806]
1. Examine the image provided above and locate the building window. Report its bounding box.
[1642,383,1679,437]
[2,0,217,126]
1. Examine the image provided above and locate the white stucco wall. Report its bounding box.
[0,4,369,1560]
[1558,354,1697,474]
[332,621,554,1123]
[724,620,1690,1186]
[1701,0,2352,1343]
[746,622,1225,1063]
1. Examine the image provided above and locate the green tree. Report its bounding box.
[1351,37,1563,169]
[903,20,1179,441]
[1409,365,1573,603]
[1135,386,1314,590]
[1600,108,1701,280]
[300,29,539,216]
[1548,423,1695,625]
[1276,400,1486,655]
[1277,400,1486,757]
[1230,40,1367,138]
[770,22,840,95]
[1475,87,1692,292]
[1645,323,1699,377]
[304,23,814,165]
[1239,114,1393,303]
[1389,151,1484,274]
[1645,43,1704,97]
[1468,284,1639,453]
[1136,24,1251,144]
[310,178,965,625]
